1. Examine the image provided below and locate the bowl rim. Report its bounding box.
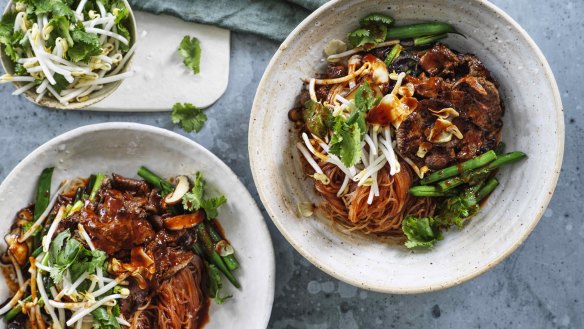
[0,0,137,110]
[248,0,565,294]
[1,122,276,326]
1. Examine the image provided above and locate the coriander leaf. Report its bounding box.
[178,35,201,75]
[171,102,207,133]
[205,261,232,304]
[91,306,121,329]
[48,16,73,47]
[360,13,394,27]
[50,230,71,263]
[436,191,479,228]
[115,21,130,52]
[347,26,386,49]
[0,20,16,61]
[354,81,379,113]
[402,215,442,249]
[112,0,129,23]
[183,172,205,212]
[182,172,227,219]
[348,81,380,137]
[111,0,130,51]
[51,1,75,20]
[346,28,373,48]
[49,230,83,283]
[58,237,82,266]
[68,28,101,63]
[69,248,107,282]
[329,116,362,167]
[302,100,330,139]
[29,0,75,19]
[112,304,121,317]
[52,73,70,93]
[201,196,227,219]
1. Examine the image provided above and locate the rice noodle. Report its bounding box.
[295,49,439,236]
[152,262,206,329]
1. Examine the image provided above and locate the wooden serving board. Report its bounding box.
[88,11,230,111]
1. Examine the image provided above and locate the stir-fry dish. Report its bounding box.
[290,14,527,248]
[0,167,240,328]
[0,0,135,104]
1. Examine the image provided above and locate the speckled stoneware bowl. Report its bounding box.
[0,0,137,110]
[0,123,275,328]
[249,0,564,293]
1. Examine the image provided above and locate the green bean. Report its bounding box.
[384,44,402,66]
[33,167,54,220]
[413,33,448,46]
[387,22,458,40]
[192,241,204,258]
[207,223,240,271]
[477,178,499,201]
[437,151,526,191]
[485,151,527,170]
[409,185,455,197]
[137,166,174,196]
[197,225,240,288]
[421,150,497,185]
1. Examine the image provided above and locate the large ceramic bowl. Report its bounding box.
[249,0,564,293]
[0,123,275,328]
[0,0,137,110]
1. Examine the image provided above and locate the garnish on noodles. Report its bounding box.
[0,167,241,328]
[289,13,527,248]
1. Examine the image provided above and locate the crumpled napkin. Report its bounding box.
[127,0,329,41]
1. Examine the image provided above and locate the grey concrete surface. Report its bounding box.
[0,0,581,328]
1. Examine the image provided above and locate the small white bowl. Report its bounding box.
[0,0,137,109]
[249,0,564,293]
[0,123,275,328]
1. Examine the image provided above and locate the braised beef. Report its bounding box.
[315,85,330,102]
[396,44,503,169]
[120,279,151,318]
[388,51,422,76]
[418,44,461,77]
[111,174,150,195]
[326,64,347,78]
[144,230,196,285]
[59,189,156,255]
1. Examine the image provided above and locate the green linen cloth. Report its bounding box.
[127,0,329,42]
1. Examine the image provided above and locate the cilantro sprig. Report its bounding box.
[171,102,208,133]
[182,172,227,219]
[346,13,394,49]
[178,35,202,75]
[328,81,380,167]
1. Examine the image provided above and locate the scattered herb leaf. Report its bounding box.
[178,35,201,75]
[171,102,208,133]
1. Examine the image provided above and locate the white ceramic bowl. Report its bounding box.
[0,123,275,328]
[249,0,564,293]
[0,0,137,110]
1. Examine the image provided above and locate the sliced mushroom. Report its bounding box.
[163,211,205,230]
[363,54,389,87]
[164,175,190,205]
[5,234,28,266]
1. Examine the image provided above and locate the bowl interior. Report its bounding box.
[0,0,137,109]
[0,123,275,328]
[249,0,563,293]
